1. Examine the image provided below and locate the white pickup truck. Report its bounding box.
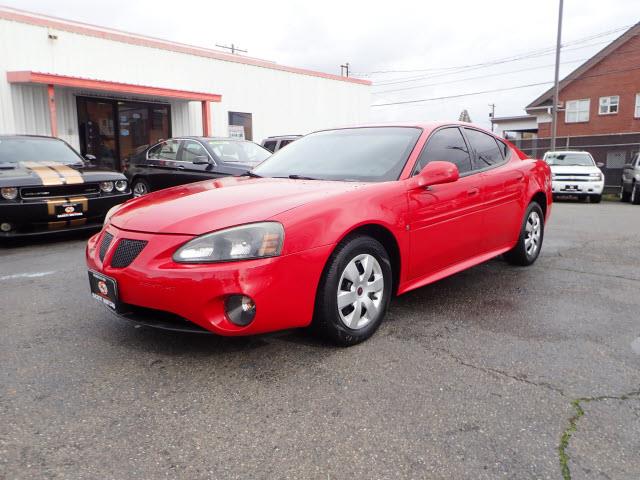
[543,151,605,203]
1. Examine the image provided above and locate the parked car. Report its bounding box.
[620,151,640,204]
[0,135,131,237]
[261,135,302,153]
[124,137,271,197]
[87,123,551,346]
[543,150,605,203]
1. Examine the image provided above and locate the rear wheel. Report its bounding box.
[590,194,602,203]
[504,202,544,266]
[132,178,150,197]
[313,235,392,346]
[632,182,640,205]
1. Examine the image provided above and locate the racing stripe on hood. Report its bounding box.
[21,161,64,186]
[45,162,84,184]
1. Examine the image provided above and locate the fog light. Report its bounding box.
[224,294,256,326]
[1,222,12,232]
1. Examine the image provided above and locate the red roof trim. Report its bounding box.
[7,71,222,102]
[0,7,371,86]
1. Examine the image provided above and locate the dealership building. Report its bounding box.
[0,7,371,170]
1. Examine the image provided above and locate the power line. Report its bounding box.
[355,24,631,78]
[371,64,640,107]
[372,58,586,95]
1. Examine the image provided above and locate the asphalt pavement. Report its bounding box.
[1,201,639,479]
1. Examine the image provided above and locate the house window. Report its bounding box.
[635,93,640,118]
[565,99,590,123]
[599,96,619,115]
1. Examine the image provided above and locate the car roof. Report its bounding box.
[265,135,302,139]
[544,150,591,155]
[175,136,255,142]
[0,134,61,141]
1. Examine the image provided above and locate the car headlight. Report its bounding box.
[589,172,603,181]
[114,180,128,192]
[173,222,284,263]
[103,204,122,225]
[1,187,18,200]
[100,181,114,193]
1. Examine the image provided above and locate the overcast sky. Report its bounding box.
[4,0,638,128]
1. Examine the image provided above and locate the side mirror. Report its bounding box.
[84,154,96,161]
[411,161,459,189]
[596,162,605,168]
[192,156,210,165]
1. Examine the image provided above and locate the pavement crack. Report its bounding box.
[546,266,639,283]
[558,389,640,480]
[436,347,566,396]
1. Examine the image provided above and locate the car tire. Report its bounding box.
[620,187,631,202]
[632,183,640,205]
[312,235,392,346]
[590,194,602,203]
[504,202,544,267]
[132,178,151,197]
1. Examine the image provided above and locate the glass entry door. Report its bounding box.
[77,97,171,171]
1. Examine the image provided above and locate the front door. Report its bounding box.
[177,139,221,183]
[77,98,118,170]
[407,127,485,279]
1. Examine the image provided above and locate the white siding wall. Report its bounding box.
[0,17,370,143]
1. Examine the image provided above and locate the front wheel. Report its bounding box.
[132,178,151,197]
[632,183,640,205]
[313,236,392,346]
[504,202,544,266]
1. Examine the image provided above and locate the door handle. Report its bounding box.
[467,187,480,196]
[176,165,185,170]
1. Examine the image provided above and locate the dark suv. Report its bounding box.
[123,137,271,196]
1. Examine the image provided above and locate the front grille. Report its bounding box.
[99,232,113,262]
[20,183,101,199]
[554,173,590,177]
[110,239,148,268]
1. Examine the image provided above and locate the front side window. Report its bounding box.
[414,127,472,175]
[565,99,590,123]
[0,137,83,165]
[181,140,208,162]
[263,141,277,153]
[253,127,422,182]
[463,128,505,169]
[149,140,180,160]
[599,96,619,115]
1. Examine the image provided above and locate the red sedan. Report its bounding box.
[86,123,551,346]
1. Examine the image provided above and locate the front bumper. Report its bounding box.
[86,225,333,336]
[551,179,604,196]
[0,193,131,237]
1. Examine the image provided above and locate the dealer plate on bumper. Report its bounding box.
[88,270,121,312]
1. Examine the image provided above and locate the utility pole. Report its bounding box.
[488,103,496,132]
[340,62,350,77]
[216,43,248,55]
[550,0,564,151]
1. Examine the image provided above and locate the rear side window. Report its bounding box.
[148,140,180,160]
[464,128,504,169]
[414,127,472,174]
[279,139,294,149]
[263,140,277,153]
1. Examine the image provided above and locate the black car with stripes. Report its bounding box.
[0,135,132,237]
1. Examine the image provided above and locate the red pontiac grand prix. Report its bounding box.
[87,123,551,346]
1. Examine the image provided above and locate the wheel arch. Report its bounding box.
[333,222,402,296]
[530,190,548,219]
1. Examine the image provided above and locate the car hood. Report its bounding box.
[549,165,602,174]
[109,176,365,235]
[0,161,124,187]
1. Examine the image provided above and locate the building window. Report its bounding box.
[565,99,590,123]
[228,112,253,141]
[599,96,619,115]
[635,93,640,118]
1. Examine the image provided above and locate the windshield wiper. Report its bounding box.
[284,174,319,180]
[242,171,262,178]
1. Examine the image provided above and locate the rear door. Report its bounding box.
[407,127,485,279]
[622,153,638,192]
[463,128,525,252]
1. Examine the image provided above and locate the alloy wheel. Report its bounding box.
[336,253,384,330]
[133,182,148,197]
[524,211,541,257]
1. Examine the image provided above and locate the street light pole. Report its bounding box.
[550,0,564,151]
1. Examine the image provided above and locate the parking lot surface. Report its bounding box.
[1,202,639,479]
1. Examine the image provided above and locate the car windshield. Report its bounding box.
[252,127,422,182]
[0,137,83,166]
[545,152,595,166]
[206,140,271,166]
